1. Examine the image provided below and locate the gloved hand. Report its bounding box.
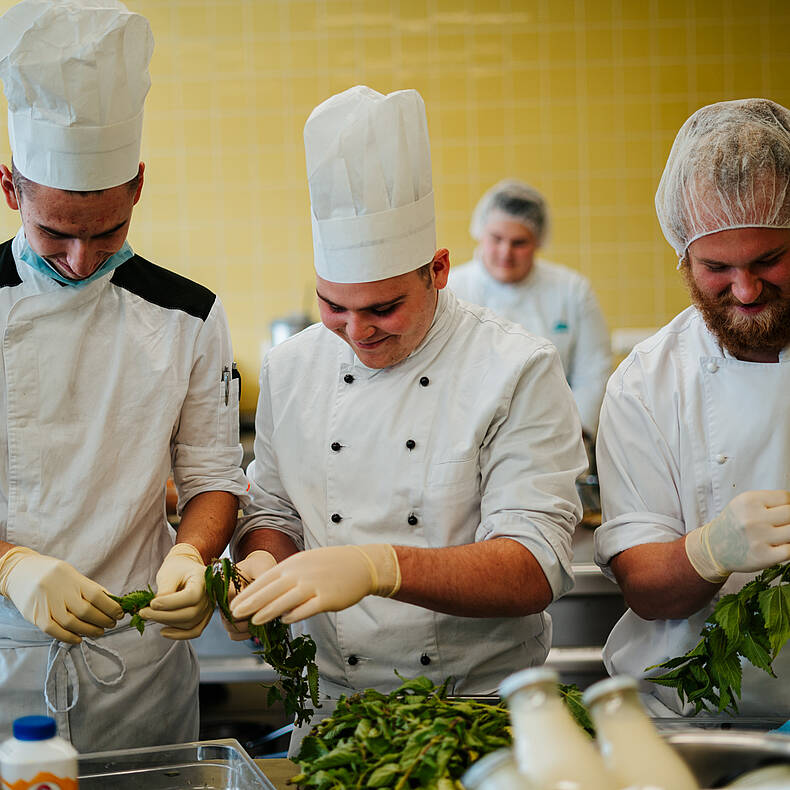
[0,547,122,644]
[139,543,212,639]
[230,544,401,625]
[220,550,277,641]
[685,490,790,582]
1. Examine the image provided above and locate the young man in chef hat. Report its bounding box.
[594,98,790,717]
[0,0,248,749]
[228,85,587,746]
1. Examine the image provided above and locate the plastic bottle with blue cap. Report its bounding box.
[0,715,78,789]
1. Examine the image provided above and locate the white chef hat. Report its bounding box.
[304,85,436,284]
[0,0,153,191]
[655,98,790,260]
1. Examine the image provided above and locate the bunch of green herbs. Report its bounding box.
[648,562,790,714]
[205,557,320,726]
[291,675,593,790]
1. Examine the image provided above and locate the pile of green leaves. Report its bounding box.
[205,558,320,726]
[109,586,154,635]
[291,675,593,790]
[648,563,790,714]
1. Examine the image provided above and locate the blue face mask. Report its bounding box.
[19,240,134,288]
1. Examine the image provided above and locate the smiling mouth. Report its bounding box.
[354,337,389,349]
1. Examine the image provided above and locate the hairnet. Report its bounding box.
[655,98,790,259]
[469,179,549,245]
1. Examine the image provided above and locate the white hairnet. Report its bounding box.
[655,98,790,259]
[469,178,549,245]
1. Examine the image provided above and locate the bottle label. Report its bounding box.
[1,773,78,790]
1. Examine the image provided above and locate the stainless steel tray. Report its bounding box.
[77,738,276,789]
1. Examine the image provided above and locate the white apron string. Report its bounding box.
[44,636,127,741]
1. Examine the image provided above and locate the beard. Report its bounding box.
[682,265,790,359]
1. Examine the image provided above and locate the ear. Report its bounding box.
[0,165,19,211]
[430,248,450,290]
[132,162,145,205]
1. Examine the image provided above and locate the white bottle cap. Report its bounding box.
[499,667,559,700]
[581,675,638,707]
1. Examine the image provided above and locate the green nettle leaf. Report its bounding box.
[649,563,790,715]
[109,587,155,635]
[713,594,747,647]
[759,584,790,655]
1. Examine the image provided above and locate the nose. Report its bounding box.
[66,240,103,277]
[345,312,376,342]
[730,270,764,304]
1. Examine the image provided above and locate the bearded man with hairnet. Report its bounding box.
[594,98,790,717]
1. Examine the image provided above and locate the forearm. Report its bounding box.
[237,527,300,564]
[0,541,16,558]
[610,537,723,620]
[175,491,239,563]
[392,538,552,618]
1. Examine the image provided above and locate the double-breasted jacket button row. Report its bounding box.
[347,653,431,666]
[342,371,428,386]
[331,373,429,527]
[330,512,417,526]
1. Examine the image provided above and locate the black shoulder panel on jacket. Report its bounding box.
[0,239,22,288]
[110,255,216,321]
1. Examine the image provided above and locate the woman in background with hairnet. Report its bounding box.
[449,180,611,444]
[594,98,790,717]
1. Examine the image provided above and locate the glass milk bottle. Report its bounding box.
[462,748,534,790]
[0,715,78,790]
[582,676,698,790]
[499,667,613,790]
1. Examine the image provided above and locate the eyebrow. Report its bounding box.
[37,219,129,239]
[697,245,788,266]
[316,290,406,311]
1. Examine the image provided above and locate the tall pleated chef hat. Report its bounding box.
[0,0,153,191]
[304,85,436,283]
[655,98,790,261]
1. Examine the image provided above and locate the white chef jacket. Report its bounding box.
[235,289,586,703]
[0,230,249,750]
[449,258,611,437]
[595,305,790,717]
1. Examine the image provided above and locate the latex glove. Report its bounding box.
[220,550,277,641]
[685,490,790,582]
[230,544,401,625]
[139,543,212,639]
[0,547,122,644]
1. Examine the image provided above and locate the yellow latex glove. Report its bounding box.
[230,543,401,626]
[139,543,212,639]
[0,547,122,644]
[220,550,277,641]
[685,490,790,583]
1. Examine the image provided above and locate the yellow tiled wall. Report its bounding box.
[0,0,787,414]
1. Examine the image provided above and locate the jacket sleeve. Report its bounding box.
[566,278,612,438]
[476,343,587,601]
[231,355,305,557]
[171,297,250,511]
[594,357,687,581]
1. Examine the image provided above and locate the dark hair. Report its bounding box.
[11,159,140,201]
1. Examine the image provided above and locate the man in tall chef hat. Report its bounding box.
[594,98,790,717]
[0,0,249,749]
[227,85,587,745]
